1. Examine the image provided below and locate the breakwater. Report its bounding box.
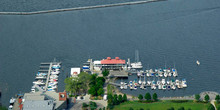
[0,0,166,15]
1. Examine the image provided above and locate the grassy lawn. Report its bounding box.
[113,100,209,110]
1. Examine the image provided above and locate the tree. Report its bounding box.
[118,94,123,103]
[153,93,158,101]
[97,88,104,96]
[107,94,113,104]
[207,104,215,110]
[88,86,97,96]
[178,107,184,110]
[215,95,220,103]
[113,94,119,105]
[123,94,127,102]
[204,94,210,102]
[195,94,200,102]
[145,93,151,101]
[217,106,220,110]
[82,103,88,108]
[102,69,109,77]
[64,77,80,95]
[89,101,97,110]
[107,103,114,109]
[138,94,143,101]
[140,108,144,110]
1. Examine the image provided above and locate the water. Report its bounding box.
[1,0,220,106]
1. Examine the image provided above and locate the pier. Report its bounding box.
[0,0,166,15]
[44,63,53,91]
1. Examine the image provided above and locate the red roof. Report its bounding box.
[101,57,125,64]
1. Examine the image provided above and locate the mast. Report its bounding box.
[135,50,139,62]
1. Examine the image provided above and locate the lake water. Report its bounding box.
[0,0,220,106]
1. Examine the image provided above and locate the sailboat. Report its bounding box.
[131,50,143,69]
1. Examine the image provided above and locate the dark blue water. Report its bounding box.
[1,0,220,106]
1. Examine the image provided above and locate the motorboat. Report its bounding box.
[157,80,161,86]
[172,68,178,77]
[146,70,150,77]
[138,77,142,85]
[147,80,151,86]
[167,85,171,90]
[168,72,172,77]
[52,64,61,69]
[182,79,187,88]
[161,79,166,85]
[149,69,154,74]
[164,71,168,77]
[159,72,163,77]
[137,71,141,77]
[162,85,166,90]
[196,60,200,66]
[36,75,47,79]
[33,80,45,85]
[131,62,143,69]
[155,73,159,77]
[124,83,128,89]
[158,84,162,90]
[151,80,156,90]
[120,82,124,89]
[51,70,60,75]
[48,85,57,89]
[48,89,56,92]
[167,80,170,85]
[49,81,58,85]
[171,85,176,90]
[175,79,180,86]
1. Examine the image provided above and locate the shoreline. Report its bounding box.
[0,0,166,15]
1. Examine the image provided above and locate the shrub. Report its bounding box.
[82,103,88,108]
[170,100,189,103]
[178,107,184,110]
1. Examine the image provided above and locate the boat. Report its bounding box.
[161,79,166,85]
[50,75,58,79]
[147,80,151,86]
[120,82,124,89]
[50,79,57,82]
[162,85,166,90]
[171,85,176,90]
[182,79,187,88]
[33,80,45,85]
[142,75,146,85]
[196,60,200,66]
[157,80,161,86]
[137,71,141,77]
[164,71,168,77]
[155,73,159,77]
[146,70,150,77]
[36,75,47,79]
[52,64,61,69]
[167,80,170,85]
[167,85,171,90]
[48,85,57,89]
[172,68,178,77]
[151,80,156,90]
[131,50,143,69]
[49,81,58,85]
[138,77,142,85]
[158,84,162,90]
[51,70,60,75]
[48,89,56,92]
[124,82,128,89]
[168,72,172,77]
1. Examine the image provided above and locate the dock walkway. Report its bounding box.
[44,63,53,91]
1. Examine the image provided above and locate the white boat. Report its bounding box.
[162,84,166,90]
[51,70,60,75]
[158,84,162,89]
[138,77,142,85]
[124,83,128,89]
[52,64,61,69]
[151,80,156,90]
[159,72,163,77]
[196,60,200,66]
[168,72,172,77]
[147,80,151,86]
[50,79,57,82]
[164,71,168,77]
[120,82,124,89]
[171,85,176,90]
[182,79,187,88]
[33,80,45,85]
[131,62,143,69]
[157,80,161,86]
[48,85,57,89]
[49,81,58,85]
[172,68,178,77]
[36,75,47,79]
[137,71,141,76]
[167,80,170,85]
[142,75,146,85]
[175,79,180,86]
[161,79,166,85]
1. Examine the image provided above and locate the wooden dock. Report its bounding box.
[44,63,53,91]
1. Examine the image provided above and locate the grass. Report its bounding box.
[107,84,115,95]
[113,100,209,110]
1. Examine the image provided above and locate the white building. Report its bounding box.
[70,68,81,77]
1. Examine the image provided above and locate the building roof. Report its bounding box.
[101,57,125,64]
[23,100,54,110]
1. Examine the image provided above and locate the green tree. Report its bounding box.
[195,94,200,102]
[102,69,109,77]
[207,104,215,110]
[216,95,220,103]
[82,103,88,108]
[103,107,105,110]
[88,86,97,96]
[123,94,127,102]
[140,108,144,110]
[204,94,210,102]
[138,94,143,101]
[188,108,192,110]
[113,94,119,105]
[145,92,151,101]
[107,103,114,109]
[118,94,123,103]
[89,101,97,110]
[99,108,102,110]
[153,93,158,101]
[97,88,104,96]
[107,94,113,104]
[64,77,80,95]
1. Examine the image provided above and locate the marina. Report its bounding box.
[31,61,61,93]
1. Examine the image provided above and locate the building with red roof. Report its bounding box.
[99,57,126,70]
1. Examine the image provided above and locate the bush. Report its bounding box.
[178,107,184,110]
[138,94,143,101]
[207,104,215,110]
[167,107,174,110]
[129,107,134,110]
[123,94,127,102]
[195,94,200,102]
[217,106,220,110]
[204,94,210,102]
[89,101,97,110]
[140,108,144,110]
[145,93,151,101]
[153,93,158,101]
[82,103,88,108]
[107,103,114,109]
